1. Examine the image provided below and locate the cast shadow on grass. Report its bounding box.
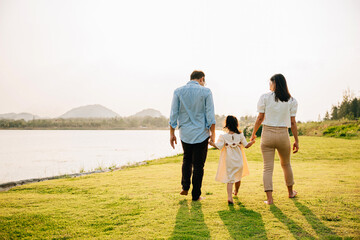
[270,204,314,240]
[218,199,268,240]
[170,200,210,240]
[292,199,341,239]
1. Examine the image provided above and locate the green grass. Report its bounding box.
[0,136,359,239]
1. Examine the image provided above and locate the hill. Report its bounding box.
[59,104,119,119]
[0,112,40,121]
[133,108,163,118]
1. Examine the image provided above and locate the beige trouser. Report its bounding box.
[261,125,294,191]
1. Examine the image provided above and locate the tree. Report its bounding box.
[331,106,338,120]
[324,111,330,121]
[350,98,359,119]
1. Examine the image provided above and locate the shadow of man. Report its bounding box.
[170,200,210,239]
[218,200,268,240]
[292,199,340,239]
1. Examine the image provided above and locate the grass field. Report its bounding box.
[0,136,359,239]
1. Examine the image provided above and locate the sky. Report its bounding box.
[0,0,359,122]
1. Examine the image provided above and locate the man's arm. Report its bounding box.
[205,90,216,142]
[210,124,215,143]
[169,91,179,149]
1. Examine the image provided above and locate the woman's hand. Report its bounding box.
[293,141,299,153]
[250,134,256,142]
[245,140,255,148]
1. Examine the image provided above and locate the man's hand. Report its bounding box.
[293,141,299,153]
[208,139,216,148]
[170,134,177,149]
[250,134,256,142]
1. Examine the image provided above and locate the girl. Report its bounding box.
[209,115,255,204]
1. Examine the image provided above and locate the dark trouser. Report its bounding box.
[181,138,209,200]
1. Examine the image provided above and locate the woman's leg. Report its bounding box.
[261,126,275,204]
[234,181,241,195]
[227,183,233,203]
[265,191,273,205]
[277,131,296,198]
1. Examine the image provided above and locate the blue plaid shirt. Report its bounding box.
[169,81,216,144]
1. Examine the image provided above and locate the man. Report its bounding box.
[169,70,216,201]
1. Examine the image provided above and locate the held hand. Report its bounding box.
[250,135,256,142]
[245,140,255,148]
[208,139,216,148]
[210,134,215,143]
[293,141,299,153]
[170,135,177,149]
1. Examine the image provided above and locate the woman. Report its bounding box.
[250,73,299,205]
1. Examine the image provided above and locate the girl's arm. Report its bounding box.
[240,133,255,148]
[250,113,265,141]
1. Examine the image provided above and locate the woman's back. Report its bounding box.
[257,92,297,127]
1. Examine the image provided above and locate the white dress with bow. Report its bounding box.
[215,133,250,183]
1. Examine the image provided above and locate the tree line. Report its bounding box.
[324,90,360,120]
[0,116,170,129]
[0,114,259,130]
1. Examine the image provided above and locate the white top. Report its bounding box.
[257,92,298,127]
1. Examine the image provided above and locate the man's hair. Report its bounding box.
[190,70,205,80]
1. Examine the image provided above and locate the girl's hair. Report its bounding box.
[270,73,291,102]
[224,115,241,134]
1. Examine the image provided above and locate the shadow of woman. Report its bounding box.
[270,204,314,239]
[218,200,268,240]
[292,199,340,239]
[170,200,210,239]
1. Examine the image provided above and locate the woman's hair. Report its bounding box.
[224,115,241,134]
[270,74,291,102]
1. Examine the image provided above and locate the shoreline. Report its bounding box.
[0,161,149,192]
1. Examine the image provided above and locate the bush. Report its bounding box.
[323,124,360,138]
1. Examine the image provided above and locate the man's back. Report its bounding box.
[169,80,215,144]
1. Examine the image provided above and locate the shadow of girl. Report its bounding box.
[170,200,210,239]
[218,201,268,240]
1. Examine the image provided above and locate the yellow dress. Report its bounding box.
[215,133,250,183]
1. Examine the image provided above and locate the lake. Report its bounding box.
[0,130,222,184]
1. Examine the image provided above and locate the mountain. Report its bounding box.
[133,108,163,118]
[59,104,120,119]
[0,113,41,121]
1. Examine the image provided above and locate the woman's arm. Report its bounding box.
[291,116,299,153]
[250,113,265,141]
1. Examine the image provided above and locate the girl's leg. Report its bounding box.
[227,183,233,203]
[234,181,241,195]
